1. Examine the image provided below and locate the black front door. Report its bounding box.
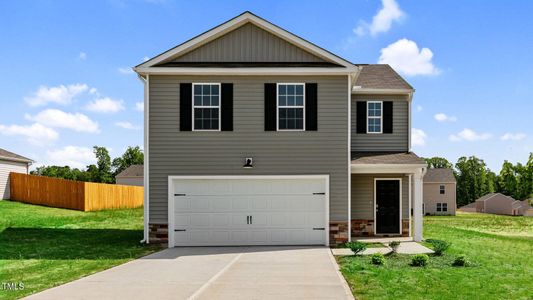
[375,180,400,234]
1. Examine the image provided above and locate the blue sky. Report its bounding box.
[0,0,531,171]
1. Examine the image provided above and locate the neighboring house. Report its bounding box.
[423,168,456,215]
[458,202,477,213]
[474,193,531,216]
[134,12,427,247]
[116,165,144,186]
[0,148,32,199]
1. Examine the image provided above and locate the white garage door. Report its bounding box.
[169,176,328,247]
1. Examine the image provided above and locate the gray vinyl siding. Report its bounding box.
[351,174,410,220]
[351,94,409,152]
[172,23,327,63]
[149,75,349,223]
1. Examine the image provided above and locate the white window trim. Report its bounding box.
[373,178,402,235]
[276,83,305,131]
[192,83,221,132]
[367,100,383,134]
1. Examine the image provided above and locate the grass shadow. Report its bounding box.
[0,227,151,260]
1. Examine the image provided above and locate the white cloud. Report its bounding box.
[135,102,144,112]
[78,52,87,60]
[118,67,134,75]
[45,146,95,169]
[449,128,491,142]
[26,109,99,133]
[416,105,423,112]
[85,97,124,113]
[501,133,526,141]
[25,83,89,107]
[115,121,141,130]
[434,113,457,122]
[411,128,427,146]
[0,123,58,146]
[378,39,440,76]
[354,0,405,36]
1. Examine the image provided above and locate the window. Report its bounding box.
[440,185,445,194]
[277,83,305,130]
[436,203,448,212]
[193,83,220,131]
[367,101,382,133]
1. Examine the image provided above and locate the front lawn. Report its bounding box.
[338,212,533,300]
[0,201,160,300]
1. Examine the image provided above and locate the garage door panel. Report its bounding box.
[171,177,327,246]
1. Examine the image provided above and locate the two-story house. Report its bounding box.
[134,12,427,247]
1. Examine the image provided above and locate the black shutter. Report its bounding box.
[383,101,393,134]
[221,83,233,131]
[356,101,367,134]
[180,83,192,131]
[305,83,317,131]
[264,83,277,131]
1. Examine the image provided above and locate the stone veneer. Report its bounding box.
[350,219,410,238]
[149,223,168,244]
[329,221,349,245]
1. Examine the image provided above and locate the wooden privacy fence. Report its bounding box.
[9,172,143,211]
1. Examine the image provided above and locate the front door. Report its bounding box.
[375,179,400,234]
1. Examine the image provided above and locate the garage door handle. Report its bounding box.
[246,216,250,224]
[313,192,325,195]
[313,227,325,230]
[174,193,186,196]
[174,229,186,232]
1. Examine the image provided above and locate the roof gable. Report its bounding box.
[135,11,356,73]
[0,148,33,163]
[165,23,330,65]
[424,168,456,183]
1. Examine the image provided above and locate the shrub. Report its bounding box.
[371,253,386,265]
[411,254,429,266]
[389,241,401,253]
[452,255,470,267]
[345,241,367,255]
[426,239,450,256]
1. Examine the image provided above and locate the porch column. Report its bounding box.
[413,169,425,242]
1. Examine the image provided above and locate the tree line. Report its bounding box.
[425,153,533,207]
[31,146,144,184]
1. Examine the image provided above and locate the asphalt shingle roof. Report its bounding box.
[424,168,456,183]
[116,165,144,178]
[0,148,33,163]
[354,64,413,90]
[351,152,425,165]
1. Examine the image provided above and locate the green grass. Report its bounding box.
[338,212,533,300]
[0,200,160,300]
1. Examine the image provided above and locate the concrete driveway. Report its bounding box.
[26,246,353,300]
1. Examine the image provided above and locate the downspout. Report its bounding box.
[137,73,149,244]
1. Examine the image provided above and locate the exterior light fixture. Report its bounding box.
[243,158,253,169]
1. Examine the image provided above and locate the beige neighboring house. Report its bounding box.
[423,168,456,215]
[115,165,143,186]
[458,202,477,213]
[474,193,532,216]
[0,148,33,199]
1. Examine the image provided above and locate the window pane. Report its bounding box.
[287,96,295,106]
[279,95,286,106]
[287,85,295,95]
[194,96,202,106]
[212,85,219,95]
[295,108,303,118]
[278,108,303,130]
[295,95,303,106]
[295,85,303,95]
[202,85,210,94]
[295,118,303,129]
[194,108,219,130]
[279,108,287,118]
[211,95,219,106]
[279,85,286,95]
[194,85,202,95]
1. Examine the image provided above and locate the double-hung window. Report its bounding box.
[436,203,442,212]
[367,101,382,133]
[277,83,305,130]
[437,203,448,212]
[440,185,445,194]
[193,83,220,131]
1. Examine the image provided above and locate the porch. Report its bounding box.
[350,152,427,242]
